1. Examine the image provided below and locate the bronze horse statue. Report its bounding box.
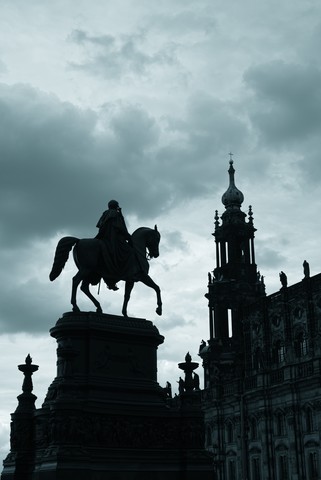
[49,226,162,317]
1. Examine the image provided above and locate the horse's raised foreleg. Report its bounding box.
[139,274,162,316]
[80,280,102,313]
[122,281,134,317]
[71,271,82,312]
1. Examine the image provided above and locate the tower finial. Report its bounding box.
[221,155,244,208]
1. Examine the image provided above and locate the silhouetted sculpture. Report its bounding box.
[178,377,185,395]
[95,200,132,291]
[164,381,172,399]
[96,200,130,241]
[303,260,310,279]
[279,271,287,288]
[199,339,206,352]
[178,353,199,393]
[49,203,162,316]
[193,372,200,390]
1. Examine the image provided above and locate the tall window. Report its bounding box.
[276,412,286,436]
[228,309,233,338]
[206,425,212,447]
[306,407,314,433]
[294,332,308,358]
[250,417,258,440]
[251,457,261,480]
[226,421,234,443]
[273,341,285,364]
[308,452,318,480]
[253,348,263,371]
[228,459,236,480]
[278,455,288,480]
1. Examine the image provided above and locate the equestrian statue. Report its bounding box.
[49,200,162,317]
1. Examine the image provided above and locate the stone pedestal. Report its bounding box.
[2,312,213,479]
[43,312,166,410]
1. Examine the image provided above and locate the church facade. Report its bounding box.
[200,161,321,480]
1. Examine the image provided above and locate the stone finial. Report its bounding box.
[178,353,199,393]
[214,210,220,230]
[18,354,39,395]
[221,159,244,209]
[185,352,192,363]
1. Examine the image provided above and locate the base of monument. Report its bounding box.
[1,312,213,479]
[32,447,212,480]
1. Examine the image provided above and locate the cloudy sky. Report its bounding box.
[1,0,321,462]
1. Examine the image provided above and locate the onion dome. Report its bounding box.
[221,160,244,208]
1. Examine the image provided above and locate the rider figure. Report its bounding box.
[96,200,132,290]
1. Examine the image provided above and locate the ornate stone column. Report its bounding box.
[2,355,39,480]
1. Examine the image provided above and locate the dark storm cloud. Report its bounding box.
[68,29,178,79]
[244,61,321,146]
[0,280,52,333]
[0,81,251,335]
[0,80,254,334]
[0,83,166,247]
[0,83,98,244]
[256,244,287,270]
[0,82,252,249]
[156,92,255,197]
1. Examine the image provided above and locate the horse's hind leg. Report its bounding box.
[81,280,103,313]
[71,271,82,312]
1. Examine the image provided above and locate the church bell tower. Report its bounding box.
[200,158,321,480]
[205,159,265,347]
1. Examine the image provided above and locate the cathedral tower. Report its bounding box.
[200,159,321,480]
[206,159,265,344]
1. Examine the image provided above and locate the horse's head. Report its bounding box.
[146,225,160,259]
[132,225,160,259]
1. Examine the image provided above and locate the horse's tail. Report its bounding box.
[49,236,79,281]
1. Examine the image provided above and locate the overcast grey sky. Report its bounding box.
[1,0,321,462]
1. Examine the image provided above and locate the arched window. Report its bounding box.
[228,459,236,480]
[250,417,258,440]
[226,421,234,443]
[278,454,289,480]
[306,407,314,433]
[276,412,286,436]
[251,456,261,480]
[294,332,308,358]
[308,452,319,480]
[273,340,285,364]
[253,348,263,370]
[206,425,212,447]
